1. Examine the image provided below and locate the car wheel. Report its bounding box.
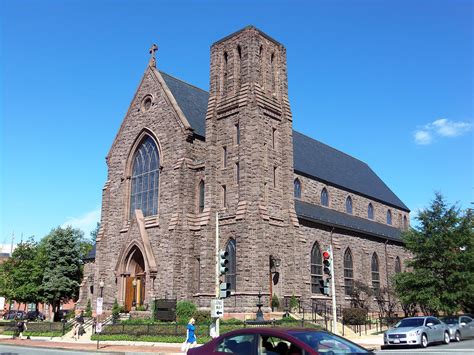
[454,331,461,342]
[421,333,428,348]
[443,331,450,345]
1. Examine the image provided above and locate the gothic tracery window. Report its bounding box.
[344,248,354,296]
[311,242,323,294]
[130,135,159,218]
[371,252,380,292]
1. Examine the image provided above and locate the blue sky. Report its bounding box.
[1,0,472,244]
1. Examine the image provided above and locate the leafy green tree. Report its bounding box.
[7,239,44,308]
[41,226,83,321]
[393,192,474,315]
[0,259,14,306]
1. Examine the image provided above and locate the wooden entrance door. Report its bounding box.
[124,276,134,312]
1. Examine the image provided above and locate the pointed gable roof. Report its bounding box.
[158,71,409,212]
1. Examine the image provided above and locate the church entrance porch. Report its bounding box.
[122,246,146,312]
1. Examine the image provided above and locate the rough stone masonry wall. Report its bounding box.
[295,174,410,229]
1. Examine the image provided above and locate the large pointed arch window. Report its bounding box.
[344,248,354,296]
[130,136,159,218]
[371,252,380,292]
[225,239,236,291]
[311,242,323,294]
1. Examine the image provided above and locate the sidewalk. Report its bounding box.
[0,335,185,354]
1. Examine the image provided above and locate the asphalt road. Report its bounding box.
[0,344,119,355]
[376,338,474,354]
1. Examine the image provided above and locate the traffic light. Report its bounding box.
[319,278,330,296]
[323,249,332,276]
[219,250,229,275]
[220,282,231,299]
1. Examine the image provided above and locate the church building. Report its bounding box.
[78,26,410,314]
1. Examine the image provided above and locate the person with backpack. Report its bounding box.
[16,319,27,340]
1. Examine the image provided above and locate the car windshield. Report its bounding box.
[290,331,370,354]
[442,318,459,325]
[395,318,424,328]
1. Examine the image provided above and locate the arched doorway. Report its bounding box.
[123,246,146,311]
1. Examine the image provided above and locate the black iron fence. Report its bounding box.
[0,321,71,335]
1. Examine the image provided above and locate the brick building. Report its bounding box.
[78,26,410,314]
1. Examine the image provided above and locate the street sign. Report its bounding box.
[96,322,102,333]
[211,299,224,318]
[96,297,103,315]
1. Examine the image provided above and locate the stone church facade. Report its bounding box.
[78,26,410,314]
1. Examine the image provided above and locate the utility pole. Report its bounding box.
[214,212,220,337]
[330,243,337,334]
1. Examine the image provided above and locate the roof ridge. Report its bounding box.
[159,70,209,95]
[293,130,368,167]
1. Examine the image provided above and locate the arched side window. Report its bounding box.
[130,135,159,218]
[198,180,205,213]
[368,203,374,220]
[225,239,236,291]
[311,242,323,294]
[223,51,229,95]
[344,248,354,296]
[236,45,242,90]
[346,196,353,214]
[294,178,301,199]
[403,216,408,230]
[371,253,380,291]
[395,256,401,273]
[387,210,392,225]
[321,188,329,207]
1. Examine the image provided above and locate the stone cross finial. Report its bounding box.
[149,44,158,67]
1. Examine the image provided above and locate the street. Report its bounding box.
[377,338,474,354]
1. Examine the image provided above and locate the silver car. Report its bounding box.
[383,316,450,348]
[442,315,474,341]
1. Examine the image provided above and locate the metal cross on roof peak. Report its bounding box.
[149,44,158,68]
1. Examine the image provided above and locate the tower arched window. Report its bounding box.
[371,253,380,292]
[225,239,236,291]
[368,203,374,220]
[387,210,392,225]
[344,248,354,296]
[270,52,276,92]
[198,180,205,213]
[130,135,159,218]
[346,196,353,214]
[321,188,329,207]
[294,179,301,199]
[223,51,229,95]
[311,242,323,294]
[236,45,242,90]
[395,256,402,273]
[403,216,408,230]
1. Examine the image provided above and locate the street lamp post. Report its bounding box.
[132,278,137,308]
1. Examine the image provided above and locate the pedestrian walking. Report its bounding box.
[72,323,79,341]
[92,317,97,334]
[16,319,26,340]
[182,317,197,353]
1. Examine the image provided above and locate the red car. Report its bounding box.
[188,327,373,355]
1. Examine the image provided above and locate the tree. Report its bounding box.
[41,226,83,321]
[393,192,474,315]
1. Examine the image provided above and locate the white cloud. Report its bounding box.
[414,118,472,145]
[414,130,432,145]
[62,208,101,238]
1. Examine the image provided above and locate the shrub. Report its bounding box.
[271,294,280,311]
[136,304,147,311]
[112,299,121,323]
[192,310,210,324]
[85,299,92,317]
[289,294,299,312]
[342,308,368,325]
[176,301,196,324]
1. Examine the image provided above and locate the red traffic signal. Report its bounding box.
[322,250,331,260]
[323,249,331,276]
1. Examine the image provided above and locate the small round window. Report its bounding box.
[142,95,153,111]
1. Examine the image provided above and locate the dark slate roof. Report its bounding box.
[84,244,96,261]
[293,131,409,211]
[160,71,208,138]
[159,72,408,212]
[295,200,403,242]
